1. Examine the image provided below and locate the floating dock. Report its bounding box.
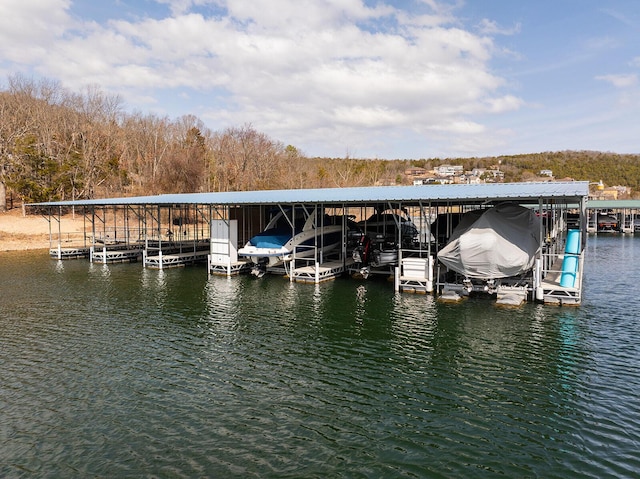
[538,254,583,306]
[34,182,590,306]
[144,249,209,269]
[141,238,210,269]
[587,200,640,235]
[291,258,354,283]
[208,259,252,276]
[49,246,91,260]
[90,244,143,264]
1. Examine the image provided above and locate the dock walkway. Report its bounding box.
[208,258,252,276]
[50,246,91,260]
[91,244,143,263]
[292,258,354,283]
[144,249,209,269]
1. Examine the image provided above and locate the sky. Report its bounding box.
[0,0,638,159]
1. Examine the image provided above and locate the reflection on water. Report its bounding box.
[1,240,640,478]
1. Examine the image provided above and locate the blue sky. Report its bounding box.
[1,0,638,159]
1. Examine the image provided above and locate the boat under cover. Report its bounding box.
[438,203,541,279]
[357,210,418,246]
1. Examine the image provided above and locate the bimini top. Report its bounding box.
[31,181,589,208]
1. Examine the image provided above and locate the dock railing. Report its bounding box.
[93,226,145,245]
[537,249,583,305]
[52,231,88,246]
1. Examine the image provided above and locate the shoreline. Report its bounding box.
[0,209,86,252]
[0,235,52,252]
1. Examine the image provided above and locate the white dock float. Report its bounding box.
[90,245,143,264]
[292,259,351,283]
[438,289,466,303]
[208,258,252,276]
[49,246,91,260]
[541,282,582,306]
[144,250,209,269]
[496,287,528,306]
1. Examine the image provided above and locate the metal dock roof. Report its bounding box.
[31,181,589,208]
[586,200,640,210]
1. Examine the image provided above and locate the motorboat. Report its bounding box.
[351,209,419,278]
[357,209,419,246]
[238,207,359,275]
[590,210,620,232]
[351,234,399,277]
[438,203,541,285]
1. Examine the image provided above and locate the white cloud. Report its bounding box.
[477,19,521,36]
[1,0,525,157]
[155,0,213,16]
[596,74,638,88]
[485,95,525,114]
[601,8,636,29]
[429,120,485,134]
[0,0,72,63]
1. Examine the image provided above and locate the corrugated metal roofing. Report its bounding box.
[30,181,589,207]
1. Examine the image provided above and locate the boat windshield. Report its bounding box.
[266,209,308,231]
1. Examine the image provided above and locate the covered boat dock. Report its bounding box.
[32,181,589,305]
[586,200,640,234]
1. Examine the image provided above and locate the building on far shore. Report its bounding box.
[590,185,631,201]
[408,164,505,186]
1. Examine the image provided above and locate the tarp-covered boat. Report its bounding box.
[438,203,541,279]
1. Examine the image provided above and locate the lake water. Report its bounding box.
[1,235,640,478]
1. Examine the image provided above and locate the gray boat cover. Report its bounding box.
[438,203,541,279]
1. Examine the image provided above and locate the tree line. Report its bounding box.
[1,74,639,212]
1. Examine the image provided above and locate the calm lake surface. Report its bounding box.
[1,235,640,478]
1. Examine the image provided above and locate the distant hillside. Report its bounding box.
[2,75,639,211]
[409,151,640,197]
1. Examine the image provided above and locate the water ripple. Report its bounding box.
[1,242,640,477]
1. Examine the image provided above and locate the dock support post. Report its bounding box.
[426,255,434,293]
[394,266,400,292]
[57,206,62,258]
[315,262,320,284]
[535,258,543,301]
